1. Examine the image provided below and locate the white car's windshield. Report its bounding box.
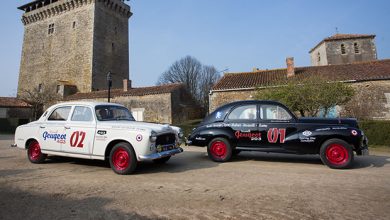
[95,105,135,121]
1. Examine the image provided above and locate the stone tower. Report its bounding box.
[309,34,377,66]
[17,0,132,97]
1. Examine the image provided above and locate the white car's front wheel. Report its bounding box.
[109,142,137,175]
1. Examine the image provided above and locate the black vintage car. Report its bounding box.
[187,100,368,169]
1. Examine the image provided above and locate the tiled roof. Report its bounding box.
[310,33,375,52]
[0,97,31,108]
[212,59,390,91]
[324,34,375,41]
[65,83,184,100]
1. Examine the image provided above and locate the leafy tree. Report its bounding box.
[255,77,355,117]
[19,83,61,120]
[157,56,220,110]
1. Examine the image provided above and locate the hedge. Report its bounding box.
[359,120,390,146]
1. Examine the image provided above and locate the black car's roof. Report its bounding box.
[201,100,294,125]
[215,100,286,111]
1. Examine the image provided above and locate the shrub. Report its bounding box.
[359,121,390,146]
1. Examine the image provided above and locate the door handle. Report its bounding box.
[39,126,45,129]
[64,126,71,129]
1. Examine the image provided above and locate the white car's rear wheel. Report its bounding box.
[27,140,46,164]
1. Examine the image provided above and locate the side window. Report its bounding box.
[71,106,93,122]
[48,106,72,121]
[228,105,257,120]
[260,105,292,120]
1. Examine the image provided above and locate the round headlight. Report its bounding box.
[150,131,157,142]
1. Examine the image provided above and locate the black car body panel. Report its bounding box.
[188,100,368,156]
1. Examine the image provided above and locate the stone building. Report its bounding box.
[209,59,390,119]
[17,0,132,97]
[209,33,389,119]
[310,34,377,66]
[0,97,32,133]
[65,82,203,124]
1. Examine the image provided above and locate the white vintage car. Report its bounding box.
[12,102,184,174]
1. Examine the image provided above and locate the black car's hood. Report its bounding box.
[297,117,358,128]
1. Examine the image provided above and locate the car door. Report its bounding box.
[259,104,298,150]
[62,106,96,155]
[225,104,260,148]
[39,106,72,152]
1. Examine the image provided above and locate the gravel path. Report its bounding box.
[1,136,390,219]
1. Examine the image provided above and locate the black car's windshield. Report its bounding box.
[95,105,135,121]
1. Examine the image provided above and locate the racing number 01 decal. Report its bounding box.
[70,131,86,148]
[267,128,286,143]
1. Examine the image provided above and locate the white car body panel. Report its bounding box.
[14,102,183,162]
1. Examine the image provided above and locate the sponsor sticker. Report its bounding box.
[136,134,143,142]
[42,131,66,144]
[215,112,222,119]
[97,130,107,135]
[302,130,312,137]
[235,131,262,141]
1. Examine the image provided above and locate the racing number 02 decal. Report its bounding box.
[267,128,286,143]
[70,131,86,148]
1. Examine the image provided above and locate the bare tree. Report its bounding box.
[157,56,220,110]
[199,65,220,110]
[19,83,61,120]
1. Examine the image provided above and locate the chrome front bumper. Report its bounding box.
[138,147,183,161]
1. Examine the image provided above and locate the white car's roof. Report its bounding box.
[49,101,125,109]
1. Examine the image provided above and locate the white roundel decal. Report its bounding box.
[302,130,312,136]
[351,130,358,136]
[136,134,143,142]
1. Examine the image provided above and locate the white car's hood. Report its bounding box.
[97,121,175,134]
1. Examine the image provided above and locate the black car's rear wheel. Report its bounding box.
[207,138,232,162]
[320,139,354,169]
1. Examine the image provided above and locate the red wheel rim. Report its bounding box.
[326,144,348,165]
[112,147,130,171]
[28,141,42,161]
[210,141,227,159]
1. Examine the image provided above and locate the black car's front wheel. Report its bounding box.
[320,138,354,169]
[207,138,232,162]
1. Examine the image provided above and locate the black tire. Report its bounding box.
[320,138,354,169]
[207,137,232,162]
[27,140,47,164]
[109,142,137,175]
[153,156,171,164]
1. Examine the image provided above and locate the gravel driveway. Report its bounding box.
[1,135,389,220]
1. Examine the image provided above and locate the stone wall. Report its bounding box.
[17,0,131,97]
[209,89,256,113]
[18,1,95,95]
[210,80,390,120]
[92,1,131,91]
[342,80,390,120]
[326,38,377,65]
[113,94,172,124]
[310,43,328,66]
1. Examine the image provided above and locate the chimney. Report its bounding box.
[286,57,295,77]
[123,79,131,92]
